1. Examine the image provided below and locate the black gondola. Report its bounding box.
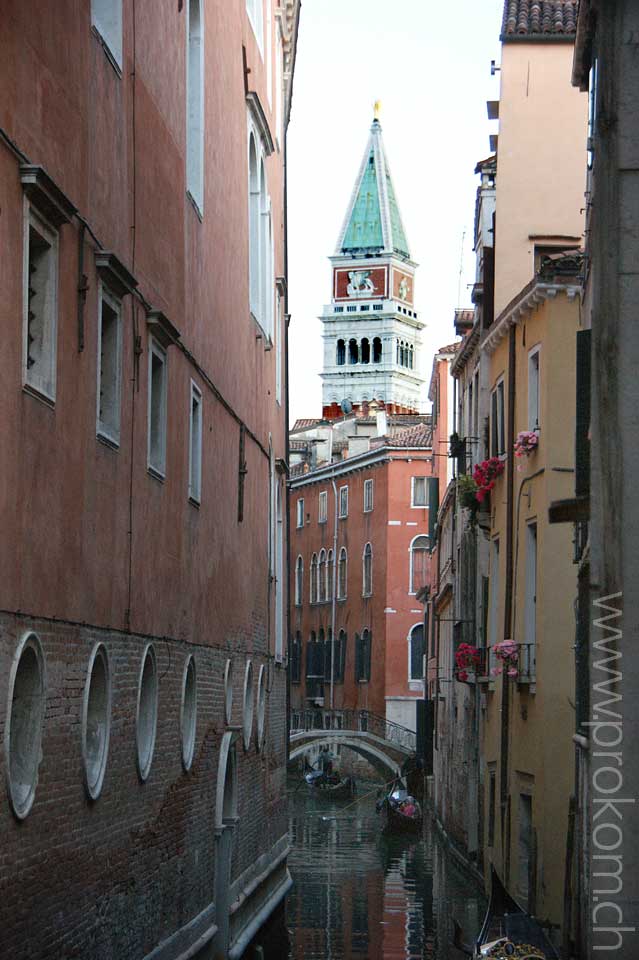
[376,778,423,834]
[303,756,356,799]
[453,867,559,959]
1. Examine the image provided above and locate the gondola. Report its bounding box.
[303,759,356,799]
[453,867,560,959]
[376,778,423,834]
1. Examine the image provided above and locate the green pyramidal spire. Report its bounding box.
[336,117,411,260]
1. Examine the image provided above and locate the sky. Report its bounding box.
[286,0,505,423]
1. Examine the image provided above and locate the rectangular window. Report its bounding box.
[491,378,505,456]
[518,794,533,904]
[488,767,496,847]
[91,0,123,69]
[339,485,348,518]
[23,206,58,402]
[188,382,203,503]
[296,498,304,528]
[148,338,168,477]
[524,523,537,679]
[186,0,204,214]
[528,348,540,431]
[246,0,264,50]
[411,476,427,507]
[275,293,282,406]
[318,490,327,524]
[275,26,283,146]
[96,286,122,445]
[364,478,374,512]
[290,633,301,684]
[489,539,500,674]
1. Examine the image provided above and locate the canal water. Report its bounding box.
[286,777,486,960]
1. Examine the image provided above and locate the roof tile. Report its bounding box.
[501,0,577,39]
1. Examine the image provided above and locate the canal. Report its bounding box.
[286,777,486,959]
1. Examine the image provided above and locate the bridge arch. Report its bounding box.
[289,735,401,777]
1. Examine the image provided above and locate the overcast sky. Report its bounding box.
[286,0,505,423]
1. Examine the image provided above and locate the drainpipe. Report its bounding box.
[330,478,339,709]
[500,325,517,882]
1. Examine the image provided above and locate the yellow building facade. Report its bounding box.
[480,260,582,930]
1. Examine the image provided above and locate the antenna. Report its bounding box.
[456,229,466,306]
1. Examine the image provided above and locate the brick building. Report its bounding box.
[0,2,299,958]
[289,413,433,736]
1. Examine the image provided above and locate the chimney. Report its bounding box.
[348,436,370,457]
[376,408,388,437]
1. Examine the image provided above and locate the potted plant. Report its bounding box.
[472,457,505,507]
[491,639,519,678]
[514,430,539,458]
[457,474,479,519]
[455,642,482,682]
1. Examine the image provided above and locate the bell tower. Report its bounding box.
[320,110,425,419]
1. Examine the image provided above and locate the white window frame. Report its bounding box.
[294,555,303,607]
[275,292,283,406]
[246,0,264,53]
[411,476,428,508]
[362,542,373,597]
[364,478,374,512]
[491,376,506,457]
[409,535,430,595]
[524,523,538,674]
[91,0,123,70]
[275,20,283,149]
[318,490,328,524]
[186,0,205,215]
[296,497,305,529]
[147,337,168,479]
[188,380,203,503]
[408,623,425,682]
[337,547,348,600]
[528,346,541,432]
[23,202,58,403]
[338,485,349,519]
[247,117,273,341]
[310,553,318,604]
[96,283,123,446]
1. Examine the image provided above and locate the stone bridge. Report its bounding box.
[289,709,417,777]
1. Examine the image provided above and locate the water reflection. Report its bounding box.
[287,779,485,959]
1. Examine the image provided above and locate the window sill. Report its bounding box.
[22,383,56,409]
[147,465,166,483]
[362,593,372,599]
[410,504,427,510]
[188,495,201,509]
[97,429,120,451]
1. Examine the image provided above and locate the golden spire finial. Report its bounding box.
[374,100,381,121]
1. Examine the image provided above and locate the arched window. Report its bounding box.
[409,535,430,594]
[318,549,327,602]
[324,628,333,682]
[326,548,334,601]
[362,542,373,596]
[336,339,345,365]
[310,553,318,603]
[338,547,348,599]
[290,631,302,683]
[409,623,425,680]
[373,337,382,363]
[259,159,273,339]
[248,134,260,319]
[336,629,347,682]
[396,340,400,364]
[409,344,414,369]
[349,338,359,364]
[295,555,303,606]
[361,338,370,363]
[355,629,372,682]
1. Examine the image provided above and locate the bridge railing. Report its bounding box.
[290,708,416,753]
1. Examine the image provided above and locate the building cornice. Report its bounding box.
[288,448,431,488]
[481,278,581,357]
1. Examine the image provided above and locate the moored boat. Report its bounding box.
[453,867,560,959]
[303,755,356,798]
